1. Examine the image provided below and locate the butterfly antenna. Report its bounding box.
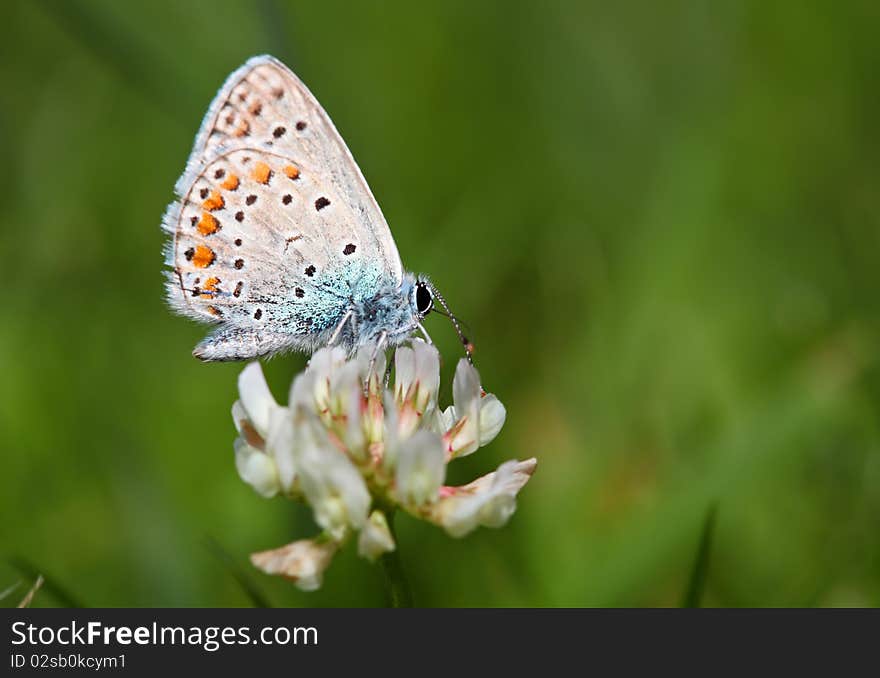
[432,307,473,337]
[427,283,474,365]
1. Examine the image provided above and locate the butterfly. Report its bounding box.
[162,55,470,362]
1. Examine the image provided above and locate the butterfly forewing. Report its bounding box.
[163,55,404,355]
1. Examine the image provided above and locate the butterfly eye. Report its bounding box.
[415,283,433,316]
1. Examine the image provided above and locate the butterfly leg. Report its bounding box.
[383,348,396,389]
[417,322,433,344]
[363,331,388,397]
[328,309,353,346]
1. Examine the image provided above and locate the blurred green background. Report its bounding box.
[2,0,879,607]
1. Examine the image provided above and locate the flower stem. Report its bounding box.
[379,511,413,607]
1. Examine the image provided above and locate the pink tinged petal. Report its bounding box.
[395,429,446,507]
[397,402,422,440]
[430,458,537,537]
[443,415,481,461]
[391,341,440,441]
[363,388,385,448]
[357,510,396,562]
[343,379,370,462]
[237,362,278,437]
[394,341,441,417]
[393,346,416,404]
[250,537,338,592]
[234,437,280,497]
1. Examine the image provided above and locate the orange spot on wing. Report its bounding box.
[207,306,223,317]
[201,276,221,298]
[234,120,250,137]
[283,165,300,180]
[220,174,239,191]
[202,190,225,211]
[197,212,220,235]
[192,245,216,268]
[251,161,272,184]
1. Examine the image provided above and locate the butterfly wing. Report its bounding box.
[162,55,404,359]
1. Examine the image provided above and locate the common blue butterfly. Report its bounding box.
[162,55,469,361]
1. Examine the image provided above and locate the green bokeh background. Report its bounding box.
[2,0,879,607]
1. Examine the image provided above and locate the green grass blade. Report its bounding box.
[8,557,85,608]
[681,503,718,608]
[0,581,21,603]
[205,538,273,608]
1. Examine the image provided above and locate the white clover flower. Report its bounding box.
[233,340,536,591]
